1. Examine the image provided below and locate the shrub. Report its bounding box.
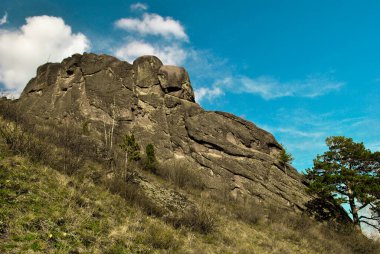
[144,144,157,173]
[157,160,204,190]
[0,122,53,165]
[119,133,141,162]
[233,201,265,225]
[107,172,164,217]
[170,206,216,234]
[0,116,94,176]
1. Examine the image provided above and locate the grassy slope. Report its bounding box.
[0,117,379,253]
[2,157,380,254]
[0,154,318,254]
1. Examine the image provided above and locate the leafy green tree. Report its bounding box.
[279,145,294,175]
[305,136,380,232]
[145,144,157,173]
[119,133,141,174]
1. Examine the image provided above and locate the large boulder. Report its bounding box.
[158,65,195,102]
[133,55,163,88]
[15,53,312,210]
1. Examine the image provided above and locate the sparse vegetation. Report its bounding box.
[1,110,380,253]
[1,149,380,253]
[156,159,205,190]
[170,205,217,234]
[233,200,266,225]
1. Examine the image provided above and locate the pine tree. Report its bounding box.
[119,133,141,178]
[305,136,380,232]
[145,144,157,173]
[279,145,294,175]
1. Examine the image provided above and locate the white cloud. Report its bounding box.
[195,75,344,102]
[130,3,148,11]
[115,40,186,65]
[0,15,90,94]
[0,12,7,25]
[276,127,324,138]
[193,77,232,102]
[194,86,224,103]
[114,10,190,66]
[115,13,188,41]
[240,75,344,99]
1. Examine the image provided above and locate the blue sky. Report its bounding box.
[0,0,379,172]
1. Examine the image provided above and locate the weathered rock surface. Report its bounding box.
[16,53,312,210]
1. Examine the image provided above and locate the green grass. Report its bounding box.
[1,114,380,253]
[2,154,379,254]
[0,154,184,253]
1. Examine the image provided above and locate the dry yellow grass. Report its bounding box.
[1,114,379,253]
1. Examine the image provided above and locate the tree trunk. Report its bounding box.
[348,188,361,231]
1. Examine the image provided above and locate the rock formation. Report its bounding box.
[15,53,312,210]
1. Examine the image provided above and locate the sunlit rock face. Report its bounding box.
[17,52,312,210]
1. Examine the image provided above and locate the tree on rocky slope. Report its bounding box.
[305,136,380,232]
[279,145,294,175]
[144,144,157,173]
[119,133,141,179]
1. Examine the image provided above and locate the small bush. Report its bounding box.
[144,144,157,173]
[0,123,53,165]
[233,201,265,225]
[119,133,141,162]
[157,160,204,190]
[170,206,216,234]
[0,118,90,176]
[107,172,164,217]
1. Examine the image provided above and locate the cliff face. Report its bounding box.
[17,53,311,209]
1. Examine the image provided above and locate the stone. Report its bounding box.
[158,65,195,102]
[14,53,313,210]
[133,55,163,88]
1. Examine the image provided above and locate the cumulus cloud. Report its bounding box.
[193,77,232,102]
[115,40,186,65]
[195,74,344,102]
[0,12,7,25]
[115,13,188,41]
[114,9,190,65]
[130,2,148,11]
[0,15,90,93]
[194,87,224,103]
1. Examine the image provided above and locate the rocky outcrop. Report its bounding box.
[16,53,312,210]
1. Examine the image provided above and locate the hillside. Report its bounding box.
[0,127,379,253]
[0,53,379,253]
